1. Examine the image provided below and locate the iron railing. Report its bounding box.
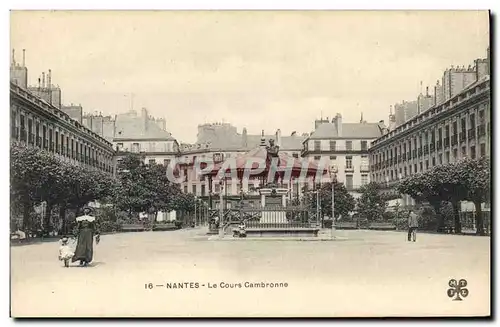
[209,205,320,230]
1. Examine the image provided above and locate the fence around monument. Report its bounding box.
[209,205,320,230]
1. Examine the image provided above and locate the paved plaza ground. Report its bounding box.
[11,229,490,317]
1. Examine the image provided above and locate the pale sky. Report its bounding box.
[10,11,489,143]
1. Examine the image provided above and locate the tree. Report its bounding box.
[457,157,491,235]
[397,159,490,234]
[11,142,119,233]
[397,172,447,230]
[356,182,388,222]
[305,182,355,221]
[10,143,64,230]
[115,153,184,223]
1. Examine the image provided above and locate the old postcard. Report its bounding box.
[9,10,491,317]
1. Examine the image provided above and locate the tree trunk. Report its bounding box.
[43,203,53,234]
[452,201,461,234]
[59,204,67,235]
[431,202,443,232]
[474,201,485,236]
[22,202,31,232]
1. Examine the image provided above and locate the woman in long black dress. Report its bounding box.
[72,208,100,267]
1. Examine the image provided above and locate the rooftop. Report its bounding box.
[308,122,385,140]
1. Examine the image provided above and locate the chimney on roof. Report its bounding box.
[426,86,429,97]
[22,49,25,67]
[242,128,248,147]
[42,72,46,88]
[47,69,52,88]
[276,129,282,147]
[335,113,342,136]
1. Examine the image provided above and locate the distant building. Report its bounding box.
[417,87,434,114]
[26,69,62,109]
[10,49,28,89]
[442,66,477,102]
[394,100,418,127]
[10,49,114,174]
[111,108,180,168]
[10,82,115,174]
[61,104,83,124]
[301,113,386,197]
[179,122,307,199]
[370,48,491,206]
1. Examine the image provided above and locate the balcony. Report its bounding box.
[478,124,486,137]
[459,132,466,143]
[345,166,354,172]
[468,128,476,141]
[424,145,429,155]
[451,135,458,146]
[360,164,370,172]
[430,143,435,153]
[444,137,450,148]
[437,140,443,150]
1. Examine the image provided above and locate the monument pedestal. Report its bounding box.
[259,187,288,223]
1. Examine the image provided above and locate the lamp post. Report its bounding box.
[194,196,197,227]
[331,173,337,238]
[219,181,224,238]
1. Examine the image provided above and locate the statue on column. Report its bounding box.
[266,139,280,187]
[266,139,279,158]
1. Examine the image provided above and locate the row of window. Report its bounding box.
[310,140,369,152]
[312,155,369,170]
[116,142,175,153]
[372,143,487,183]
[12,112,114,173]
[371,110,488,171]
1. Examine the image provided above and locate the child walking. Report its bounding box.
[59,236,74,267]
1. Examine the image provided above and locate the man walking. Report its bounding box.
[407,209,419,242]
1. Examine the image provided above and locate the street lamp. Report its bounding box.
[219,181,224,239]
[331,173,337,238]
[194,196,197,227]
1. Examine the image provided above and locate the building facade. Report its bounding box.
[112,109,180,168]
[179,123,307,200]
[301,113,386,197]
[369,76,491,205]
[10,82,115,173]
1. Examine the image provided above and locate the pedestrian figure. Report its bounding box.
[72,208,100,267]
[58,236,74,268]
[408,210,419,242]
